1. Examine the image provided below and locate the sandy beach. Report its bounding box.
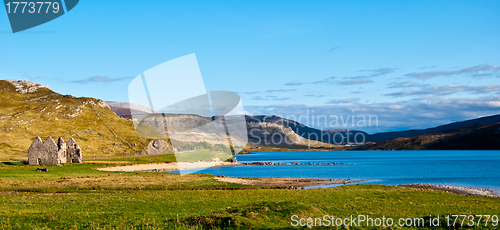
[97,162,235,172]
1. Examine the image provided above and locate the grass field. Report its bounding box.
[0,157,246,193]
[0,160,499,229]
[1,185,499,229]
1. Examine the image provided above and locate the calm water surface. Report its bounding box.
[194,150,500,194]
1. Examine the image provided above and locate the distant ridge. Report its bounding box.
[367,114,500,143]
[107,101,500,149]
[360,122,500,150]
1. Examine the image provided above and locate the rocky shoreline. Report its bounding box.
[214,176,363,188]
[399,184,499,197]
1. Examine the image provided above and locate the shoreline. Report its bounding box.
[214,176,363,188]
[398,184,499,198]
[97,162,234,172]
[97,162,499,197]
[97,161,355,173]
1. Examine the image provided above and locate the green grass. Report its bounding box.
[0,156,499,229]
[0,185,498,229]
[0,161,249,193]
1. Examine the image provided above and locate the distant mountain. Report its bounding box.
[0,80,153,160]
[106,103,344,148]
[107,102,500,150]
[366,114,500,143]
[246,115,368,144]
[126,113,335,151]
[359,122,500,150]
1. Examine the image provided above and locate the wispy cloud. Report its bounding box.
[265,89,297,93]
[385,85,500,97]
[418,65,437,70]
[241,91,259,94]
[338,79,373,85]
[283,68,393,87]
[305,94,325,98]
[284,76,336,86]
[252,95,290,101]
[388,81,429,88]
[359,68,396,77]
[329,46,340,52]
[327,98,360,104]
[311,76,336,84]
[284,82,304,86]
[405,65,500,79]
[70,76,132,84]
[472,73,497,78]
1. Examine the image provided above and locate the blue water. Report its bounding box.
[194,150,500,194]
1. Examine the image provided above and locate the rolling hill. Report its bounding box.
[359,122,500,150]
[366,114,500,143]
[0,80,153,160]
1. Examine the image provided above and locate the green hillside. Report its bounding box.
[0,80,152,160]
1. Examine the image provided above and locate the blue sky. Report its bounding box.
[1,0,500,133]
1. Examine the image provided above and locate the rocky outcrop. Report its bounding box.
[246,121,306,145]
[140,139,174,155]
[5,80,51,94]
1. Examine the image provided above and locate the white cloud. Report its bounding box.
[245,95,500,133]
[385,85,500,97]
[405,65,500,79]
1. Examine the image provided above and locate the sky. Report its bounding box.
[1,0,500,133]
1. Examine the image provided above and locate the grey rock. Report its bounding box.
[141,139,173,155]
[5,80,51,94]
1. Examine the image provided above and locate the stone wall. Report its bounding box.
[66,137,82,163]
[28,136,82,165]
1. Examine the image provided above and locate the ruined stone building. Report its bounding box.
[28,136,82,165]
